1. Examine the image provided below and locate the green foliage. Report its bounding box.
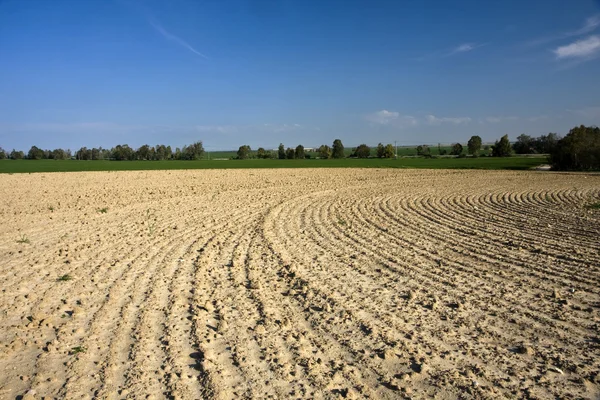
[256,147,269,159]
[98,207,108,213]
[58,274,73,281]
[278,143,286,160]
[512,134,535,154]
[332,139,345,159]
[352,144,371,158]
[0,147,6,160]
[492,135,512,157]
[70,346,86,354]
[17,234,30,244]
[285,147,295,159]
[295,145,305,159]
[28,146,44,160]
[181,141,205,160]
[146,209,157,236]
[549,125,600,170]
[237,145,251,160]
[450,143,463,156]
[467,135,482,156]
[586,202,600,209]
[383,144,395,158]
[318,145,332,159]
[10,150,25,160]
[416,145,431,157]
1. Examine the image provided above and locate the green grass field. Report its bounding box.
[0,156,547,174]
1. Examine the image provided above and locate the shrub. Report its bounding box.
[549,125,600,170]
[492,135,512,157]
[450,143,463,156]
[467,135,482,156]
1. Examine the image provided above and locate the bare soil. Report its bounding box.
[1,169,599,399]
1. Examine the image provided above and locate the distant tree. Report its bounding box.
[467,135,482,156]
[28,146,44,160]
[112,144,135,161]
[450,143,463,156]
[491,135,512,157]
[513,134,535,154]
[533,133,560,154]
[416,145,431,157]
[137,144,151,160]
[332,139,345,159]
[237,145,251,160]
[295,145,305,159]
[10,149,25,160]
[0,147,7,159]
[51,148,68,160]
[91,147,101,160]
[155,144,167,160]
[376,143,385,158]
[256,147,268,159]
[549,125,600,170]
[383,144,395,158]
[437,143,447,155]
[182,141,205,160]
[174,147,182,160]
[318,145,332,159]
[286,147,295,159]
[278,143,286,160]
[352,144,370,158]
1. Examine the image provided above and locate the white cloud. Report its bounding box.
[554,35,600,59]
[366,110,399,124]
[365,110,418,128]
[567,106,600,118]
[148,19,209,59]
[484,116,519,123]
[454,43,475,53]
[426,115,471,125]
[570,14,600,36]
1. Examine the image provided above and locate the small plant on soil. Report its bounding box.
[70,346,86,354]
[586,202,600,210]
[17,234,30,244]
[48,205,54,212]
[57,274,73,282]
[338,219,347,226]
[146,209,157,236]
[97,207,108,213]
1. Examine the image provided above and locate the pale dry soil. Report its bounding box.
[0,169,599,400]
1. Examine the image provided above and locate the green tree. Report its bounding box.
[286,147,295,159]
[450,143,463,156]
[549,125,600,170]
[112,144,135,160]
[28,146,44,160]
[136,144,151,160]
[237,145,251,160]
[383,144,395,158]
[376,143,385,158]
[0,147,7,159]
[513,134,535,154]
[332,139,345,159]
[256,147,267,159]
[352,144,371,158]
[318,145,332,159]
[492,135,512,157]
[533,133,559,154]
[10,149,25,159]
[295,145,305,159]
[467,135,482,156]
[182,141,205,160]
[278,143,286,160]
[416,145,431,157]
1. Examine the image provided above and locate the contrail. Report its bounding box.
[148,19,209,59]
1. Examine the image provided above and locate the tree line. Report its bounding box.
[1,125,597,170]
[0,141,206,161]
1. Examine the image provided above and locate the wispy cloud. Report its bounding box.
[567,105,600,119]
[148,19,209,59]
[553,35,600,59]
[526,14,600,47]
[449,43,486,55]
[483,116,519,124]
[426,115,471,125]
[365,110,418,127]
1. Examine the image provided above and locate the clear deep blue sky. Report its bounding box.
[1,0,600,151]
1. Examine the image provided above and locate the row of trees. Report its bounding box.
[0,142,205,161]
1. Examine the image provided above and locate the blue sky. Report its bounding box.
[1,0,600,151]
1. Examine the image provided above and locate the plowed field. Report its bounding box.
[1,169,599,399]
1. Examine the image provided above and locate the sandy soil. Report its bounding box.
[0,169,599,399]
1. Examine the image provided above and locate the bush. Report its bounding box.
[450,143,463,156]
[416,145,431,157]
[278,143,286,159]
[549,125,600,170]
[237,145,251,160]
[318,145,332,159]
[352,144,370,158]
[295,145,305,159]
